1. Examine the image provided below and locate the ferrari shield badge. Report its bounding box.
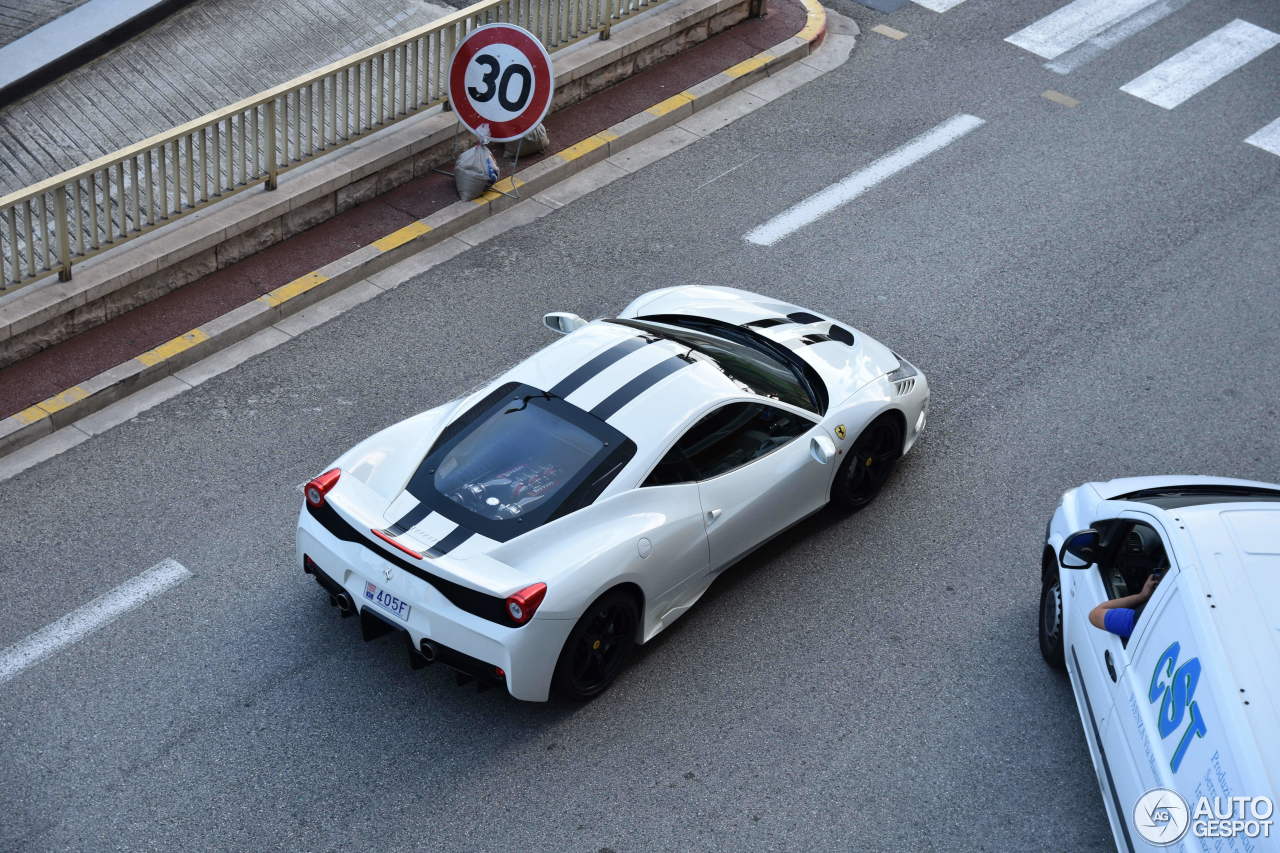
[834,425,846,440]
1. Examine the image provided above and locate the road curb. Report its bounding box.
[0,0,831,461]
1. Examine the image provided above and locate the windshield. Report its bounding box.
[1115,485,1280,509]
[608,317,823,412]
[409,383,636,540]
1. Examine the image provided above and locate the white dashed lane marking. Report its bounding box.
[0,559,191,686]
[744,114,985,247]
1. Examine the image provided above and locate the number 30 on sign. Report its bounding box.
[448,24,555,142]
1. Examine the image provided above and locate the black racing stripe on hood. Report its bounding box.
[550,336,650,398]
[427,526,474,557]
[744,317,789,328]
[387,503,432,536]
[590,355,690,421]
[800,333,831,345]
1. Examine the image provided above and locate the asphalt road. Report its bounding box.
[2,0,1279,850]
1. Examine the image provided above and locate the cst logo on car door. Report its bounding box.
[1124,586,1238,812]
[1148,641,1208,774]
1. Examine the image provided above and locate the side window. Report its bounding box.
[1091,519,1171,645]
[643,403,812,486]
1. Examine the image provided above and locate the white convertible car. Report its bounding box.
[296,286,929,700]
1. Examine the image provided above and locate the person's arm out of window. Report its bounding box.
[1088,573,1162,635]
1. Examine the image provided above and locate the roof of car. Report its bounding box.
[1164,502,1280,768]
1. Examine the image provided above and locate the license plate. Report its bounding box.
[364,581,411,622]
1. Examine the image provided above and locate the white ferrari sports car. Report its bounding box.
[296,286,929,700]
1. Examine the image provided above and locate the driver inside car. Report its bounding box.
[1088,571,1162,640]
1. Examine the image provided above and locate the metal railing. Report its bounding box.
[0,0,668,293]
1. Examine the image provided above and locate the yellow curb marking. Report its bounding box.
[646,92,695,117]
[136,328,210,367]
[724,53,773,79]
[15,385,91,423]
[797,21,823,41]
[796,4,825,42]
[871,24,907,40]
[14,402,47,422]
[1042,89,1080,107]
[34,385,91,415]
[557,131,620,162]
[259,271,330,308]
[473,175,530,204]
[14,405,49,425]
[372,221,431,251]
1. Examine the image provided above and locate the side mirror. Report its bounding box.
[810,435,836,465]
[543,312,588,335]
[1060,528,1102,569]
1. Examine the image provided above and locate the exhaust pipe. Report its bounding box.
[334,591,355,617]
[419,639,439,662]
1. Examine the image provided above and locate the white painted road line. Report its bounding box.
[1006,0,1164,60]
[1044,0,1194,75]
[744,114,985,247]
[912,0,968,12]
[1245,116,1280,156]
[1120,20,1280,109]
[0,559,191,686]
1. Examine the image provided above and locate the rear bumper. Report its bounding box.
[296,507,571,701]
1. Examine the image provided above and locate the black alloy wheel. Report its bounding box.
[1039,570,1066,671]
[552,590,639,700]
[831,417,903,512]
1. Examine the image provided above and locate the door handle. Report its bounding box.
[705,508,722,523]
[1104,649,1117,682]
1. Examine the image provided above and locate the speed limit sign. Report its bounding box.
[448,24,555,143]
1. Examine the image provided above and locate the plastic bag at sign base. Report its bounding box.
[504,124,550,157]
[454,141,499,201]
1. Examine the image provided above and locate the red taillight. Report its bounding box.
[305,468,340,508]
[505,582,547,625]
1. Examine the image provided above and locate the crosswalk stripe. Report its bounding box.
[1044,0,1194,74]
[913,0,968,11]
[1244,117,1280,157]
[1120,19,1280,109]
[1006,0,1161,60]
